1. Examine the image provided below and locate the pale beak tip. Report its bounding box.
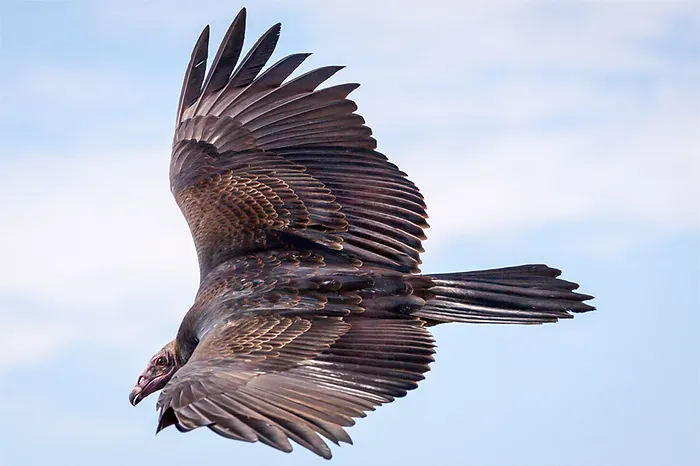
[129,388,142,406]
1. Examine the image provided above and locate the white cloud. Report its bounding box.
[403,98,699,246]
[18,65,139,106]
[299,0,686,72]
[0,147,198,368]
[0,316,77,370]
[0,146,197,308]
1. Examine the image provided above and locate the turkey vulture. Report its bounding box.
[129,8,595,459]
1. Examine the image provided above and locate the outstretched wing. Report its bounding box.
[156,316,435,459]
[170,8,428,279]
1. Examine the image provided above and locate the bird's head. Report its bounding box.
[129,340,180,406]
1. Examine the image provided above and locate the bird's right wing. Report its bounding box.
[156,316,434,459]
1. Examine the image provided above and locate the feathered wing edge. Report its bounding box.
[177,8,286,125]
[176,24,209,125]
[170,8,430,274]
[156,317,435,459]
[176,8,251,123]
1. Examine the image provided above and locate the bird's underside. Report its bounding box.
[130,8,596,460]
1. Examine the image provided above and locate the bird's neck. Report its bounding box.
[174,325,198,364]
[175,302,205,365]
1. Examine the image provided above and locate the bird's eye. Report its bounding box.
[155,356,167,366]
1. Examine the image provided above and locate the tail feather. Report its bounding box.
[414,265,595,325]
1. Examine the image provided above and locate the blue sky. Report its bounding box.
[0,1,698,465]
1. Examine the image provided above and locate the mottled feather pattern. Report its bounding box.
[177,171,300,274]
[131,7,596,461]
[189,251,423,326]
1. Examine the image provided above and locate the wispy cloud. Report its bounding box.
[407,98,699,246]
[19,65,138,106]
[0,147,196,367]
[0,315,77,370]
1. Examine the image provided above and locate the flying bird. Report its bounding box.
[129,8,595,460]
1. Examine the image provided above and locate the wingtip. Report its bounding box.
[271,22,283,41]
[197,24,211,47]
[227,19,284,89]
[270,22,283,40]
[314,444,333,460]
[232,7,247,29]
[190,25,210,61]
[155,407,177,434]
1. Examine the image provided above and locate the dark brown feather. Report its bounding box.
[176,26,209,124]
[198,8,247,99]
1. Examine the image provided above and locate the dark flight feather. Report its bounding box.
[176,26,209,123]
[199,8,247,98]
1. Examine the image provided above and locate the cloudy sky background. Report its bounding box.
[0,1,698,465]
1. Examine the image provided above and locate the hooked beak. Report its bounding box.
[129,376,147,406]
[129,387,142,406]
[129,368,174,407]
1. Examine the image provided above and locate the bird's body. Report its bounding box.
[129,8,595,459]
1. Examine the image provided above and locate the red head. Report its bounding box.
[129,340,180,406]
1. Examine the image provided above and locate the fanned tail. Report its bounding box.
[415,265,595,325]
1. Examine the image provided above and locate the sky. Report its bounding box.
[0,0,698,465]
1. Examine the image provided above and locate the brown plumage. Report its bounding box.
[129,8,596,460]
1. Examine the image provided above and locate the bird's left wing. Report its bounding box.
[156,315,434,459]
[170,8,429,279]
